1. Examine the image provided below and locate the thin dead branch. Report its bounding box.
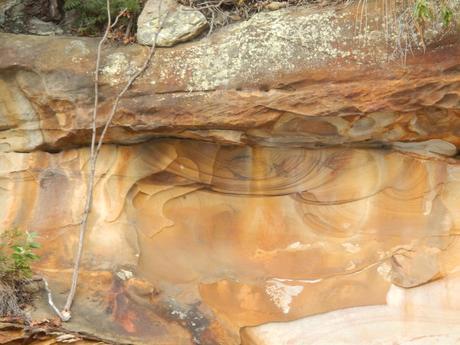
[39,276,67,321]
[94,9,168,160]
[42,0,166,322]
[59,0,116,321]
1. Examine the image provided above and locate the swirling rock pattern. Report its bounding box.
[1,140,460,344]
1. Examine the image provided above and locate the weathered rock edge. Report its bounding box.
[0,4,460,153]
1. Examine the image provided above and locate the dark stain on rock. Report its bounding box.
[106,277,165,338]
[158,300,217,345]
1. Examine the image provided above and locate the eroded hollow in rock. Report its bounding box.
[2,138,460,344]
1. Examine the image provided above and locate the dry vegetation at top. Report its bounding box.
[1,0,457,44]
[180,0,348,30]
[176,0,457,33]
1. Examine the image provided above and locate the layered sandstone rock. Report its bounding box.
[1,2,460,153]
[2,140,460,344]
[1,2,460,345]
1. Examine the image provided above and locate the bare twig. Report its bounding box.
[94,5,168,160]
[39,276,68,321]
[124,16,134,39]
[111,9,128,29]
[58,0,115,321]
[42,0,167,322]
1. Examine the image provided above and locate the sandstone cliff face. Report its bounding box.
[1,3,460,154]
[1,3,460,345]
